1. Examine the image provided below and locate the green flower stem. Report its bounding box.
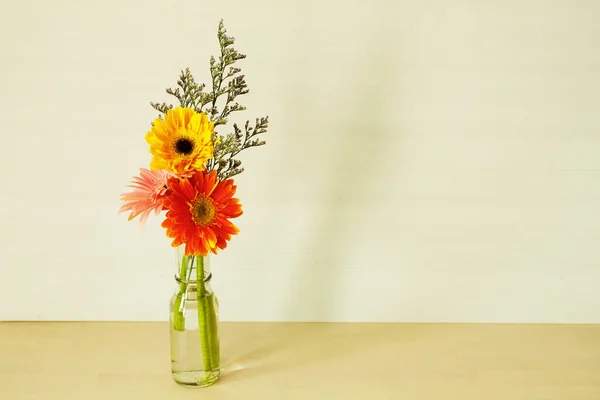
[173,255,191,331]
[196,256,213,372]
[205,295,220,369]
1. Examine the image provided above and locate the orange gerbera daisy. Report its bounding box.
[162,170,243,256]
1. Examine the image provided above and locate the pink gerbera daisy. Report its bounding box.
[119,168,173,226]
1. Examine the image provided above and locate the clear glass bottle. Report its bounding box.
[170,246,220,387]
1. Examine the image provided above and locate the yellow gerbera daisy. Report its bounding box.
[145,106,215,176]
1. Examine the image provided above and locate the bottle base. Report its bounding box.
[172,370,220,388]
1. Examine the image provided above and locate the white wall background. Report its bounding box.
[1,0,599,323]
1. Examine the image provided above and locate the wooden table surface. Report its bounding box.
[1,322,599,399]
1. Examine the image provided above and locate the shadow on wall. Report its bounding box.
[220,0,403,375]
[275,5,400,323]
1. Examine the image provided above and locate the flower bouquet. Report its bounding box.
[119,20,268,387]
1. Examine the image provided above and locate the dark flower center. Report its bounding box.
[175,138,194,155]
[190,196,217,226]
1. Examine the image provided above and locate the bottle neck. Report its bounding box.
[174,250,212,286]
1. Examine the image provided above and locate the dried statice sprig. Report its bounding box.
[205,20,248,126]
[209,117,268,180]
[150,68,212,114]
[150,19,269,180]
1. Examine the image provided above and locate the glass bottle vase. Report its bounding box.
[169,246,220,387]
